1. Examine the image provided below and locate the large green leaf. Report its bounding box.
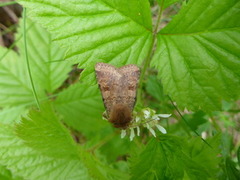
[146,75,165,101]
[0,19,71,107]
[54,83,107,137]
[0,48,33,106]
[130,135,221,180]
[18,0,153,82]
[152,0,240,111]
[3,106,125,180]
[0,106,26,124]
[0,164,23,180]
[15,103,79,158]
[225,157,240,180]
[17,19,72,93]
[0,125,90,180]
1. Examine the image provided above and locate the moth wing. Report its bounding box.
[118,64,140,111]
[95,63,119,114]
[118,64,140,75]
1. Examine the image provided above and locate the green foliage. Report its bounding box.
[0,47,33,106]
[146,75,165,102]
[0,106,26,124]
[18,0,240,111]
[130,135,221,180]
[0,0,239,179]
[238,146,240,166]
[54,83,106,137]
[1,107,127,180]
[0,19,71,107]
[15,103,79,158]
[225,158,240,180]
[0,125,91,180]
[17,19,72,93]
[0,164,23,180]
[152,0,240,111]
[183,110,208,132]
[157,0,180,9]
[18,0,153,83]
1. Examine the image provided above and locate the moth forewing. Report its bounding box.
[95,63,140,129]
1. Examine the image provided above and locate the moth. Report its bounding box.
[95,63,140,129]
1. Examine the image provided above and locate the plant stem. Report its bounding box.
[23,8,40,109]
[137,2,164,106]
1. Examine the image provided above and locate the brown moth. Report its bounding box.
[95,63,140,129]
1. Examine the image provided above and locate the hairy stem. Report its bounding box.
[23,8,40,109]
[137,2,165,106]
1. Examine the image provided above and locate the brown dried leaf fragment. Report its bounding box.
[95,63,140,129]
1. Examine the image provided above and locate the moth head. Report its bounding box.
[109,104,132,129]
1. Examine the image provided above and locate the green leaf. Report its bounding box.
[152,0,240,111]
[0,18,71,107]
[0,47,33,106]
[225,157,240,180]
[2,115,123,179]
[0,125,90,180]
[148,0,155,6]
[17,19,72,93]
[0,164,23,180]
[220,132,233,158]
[54,83,107,136]
[183,134,221,178]
[18,0,153,82]
[0,165,11,180]
[99,134,133,163]
[183,110,207,131]
[15,103,79,158]
[130,137,184,180]
[237,146,240,166]
[0,106,26,124]
[157,0,180,9]
[130,135,221,180]
[146,75,164,101]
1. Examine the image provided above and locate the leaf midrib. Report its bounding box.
[96,0,152,32]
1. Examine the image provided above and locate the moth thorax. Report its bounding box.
[109,104,132,129]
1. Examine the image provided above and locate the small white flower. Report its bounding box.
[143,109,151,119]
[152,114,160,121]
[119,108,171,141]
[146,123,150,129]
[136,126,140,136]
[149,127,156,137]
[156,125,167,134]
[130,128,135,141]
[156,114,171,118]
[145,123,156,137]
[121,130,126,138]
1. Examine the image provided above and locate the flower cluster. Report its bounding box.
[121,108,171,141]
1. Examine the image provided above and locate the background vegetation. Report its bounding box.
[0,0,239,179]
